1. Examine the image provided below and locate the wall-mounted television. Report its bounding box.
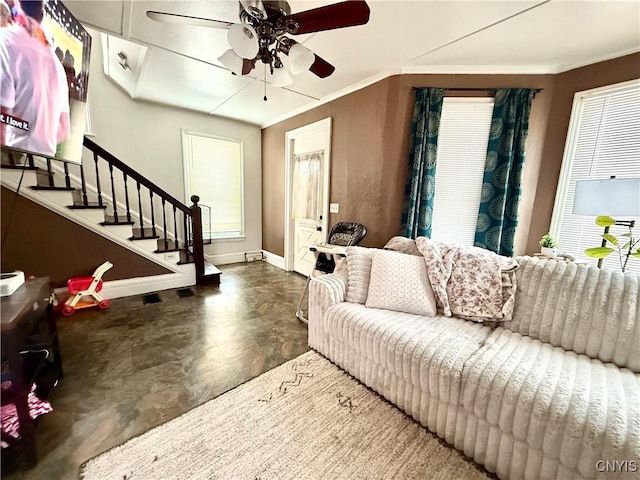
[0,0,92,164]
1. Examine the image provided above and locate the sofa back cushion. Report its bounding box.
[345,246,373,304]
[365,249,437,316]
[510,256,640,372]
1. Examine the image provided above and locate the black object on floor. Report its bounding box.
[142,293,162,305]
[176,288,195,298]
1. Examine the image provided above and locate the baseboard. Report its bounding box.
[53,270,196,300]
[262,250,285,270]
[205,252,245,265]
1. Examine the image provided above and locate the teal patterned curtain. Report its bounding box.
[474,88,535,256]
[401,87,446,238]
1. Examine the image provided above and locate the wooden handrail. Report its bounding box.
[83,137,190,214]
[2,140,208,283]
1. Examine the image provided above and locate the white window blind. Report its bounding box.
[551,80,640,273]
[431,97,494,245]
[183,132,244,238]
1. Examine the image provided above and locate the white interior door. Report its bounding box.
[285,118,331,276]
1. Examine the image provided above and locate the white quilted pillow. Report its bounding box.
[345,246,373,304]
[365,249,437,316]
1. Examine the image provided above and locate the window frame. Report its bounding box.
[549,79,640,241]
[181,129,246,241]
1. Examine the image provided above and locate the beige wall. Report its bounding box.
[262,53,640,257]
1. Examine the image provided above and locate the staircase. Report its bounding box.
[1,139,220,295]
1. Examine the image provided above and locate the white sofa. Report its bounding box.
[308,252,640,480]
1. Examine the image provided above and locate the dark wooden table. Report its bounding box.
[1,277,61,467]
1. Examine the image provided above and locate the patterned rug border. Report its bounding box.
[79,349,496,479]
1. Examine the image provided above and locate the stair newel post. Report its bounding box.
[173,205,178,249]
[80,163,89,206]
[190,195,205,281]
[93,151,103,207]
[149,190,156,237]
[45,158,54,187]
[123,172,131,223]
[108,163,118,222]
[63,162,71,188]
[136,181,143,230]
[161,198,168,250]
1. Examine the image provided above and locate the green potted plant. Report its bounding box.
[539,233,558,257]
[584,216,639,272]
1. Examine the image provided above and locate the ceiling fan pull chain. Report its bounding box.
[264,63,268,101]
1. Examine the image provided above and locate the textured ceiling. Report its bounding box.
[66,0,640,127]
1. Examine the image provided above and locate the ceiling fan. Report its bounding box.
[146,1,370,89]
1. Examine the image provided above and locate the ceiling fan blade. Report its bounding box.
[309,54,335,78]
[242,58,257,75]
[146,11,233,29]
[239,0,267,19]
[283,1,370,35]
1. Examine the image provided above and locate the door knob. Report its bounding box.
[316,226,323,232]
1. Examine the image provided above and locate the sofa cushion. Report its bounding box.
[345,246,373,304]
[365,249,437,316]
[511,256,640,372]
[324,302,492,404]
[460,327,640,479]
[383,236,421,256]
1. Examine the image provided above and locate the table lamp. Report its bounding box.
[572,176,640,268]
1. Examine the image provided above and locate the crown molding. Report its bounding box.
[555,47,640,74]
[260,69,401,128]
[401,65,558,75]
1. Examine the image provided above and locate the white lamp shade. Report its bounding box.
[271,66,293,88]
[288,43,315,75]
[218,49,244,76]
[573,177,640,216]
[228,23,259,59]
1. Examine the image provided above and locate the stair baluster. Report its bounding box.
[173,205,178,250]
[149,190,156,237]
[64,162,71,188]
[93,151,103,207]
[123,173,131,223]
[45,158,54,187]
[80,162,89,206]
[108,163,118,223]
[136,181,143,232]
[161,197,168,251]
[26,153,35,169]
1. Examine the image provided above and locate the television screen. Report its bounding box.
[0,0,91,164]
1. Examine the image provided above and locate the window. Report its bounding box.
[430,97,494,245]
[183,131,244,239]
[550,80,640,273]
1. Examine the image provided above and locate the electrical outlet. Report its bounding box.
[329,203,340,213]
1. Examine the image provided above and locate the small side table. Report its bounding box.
[1,277,62,467]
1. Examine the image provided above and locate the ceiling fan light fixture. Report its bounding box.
[228,23,259,59]
[271,66,293,88]
[218,49,244,76]
[288,43,315,75]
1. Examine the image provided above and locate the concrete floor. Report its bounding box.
[3,261,310,479]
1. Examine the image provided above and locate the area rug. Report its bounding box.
[80,351,491,479]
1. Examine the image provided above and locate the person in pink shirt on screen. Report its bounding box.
[0,0,70,156]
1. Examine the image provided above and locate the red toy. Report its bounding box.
[62,262,113,316]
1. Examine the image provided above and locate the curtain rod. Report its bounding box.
[411,87,543,93]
